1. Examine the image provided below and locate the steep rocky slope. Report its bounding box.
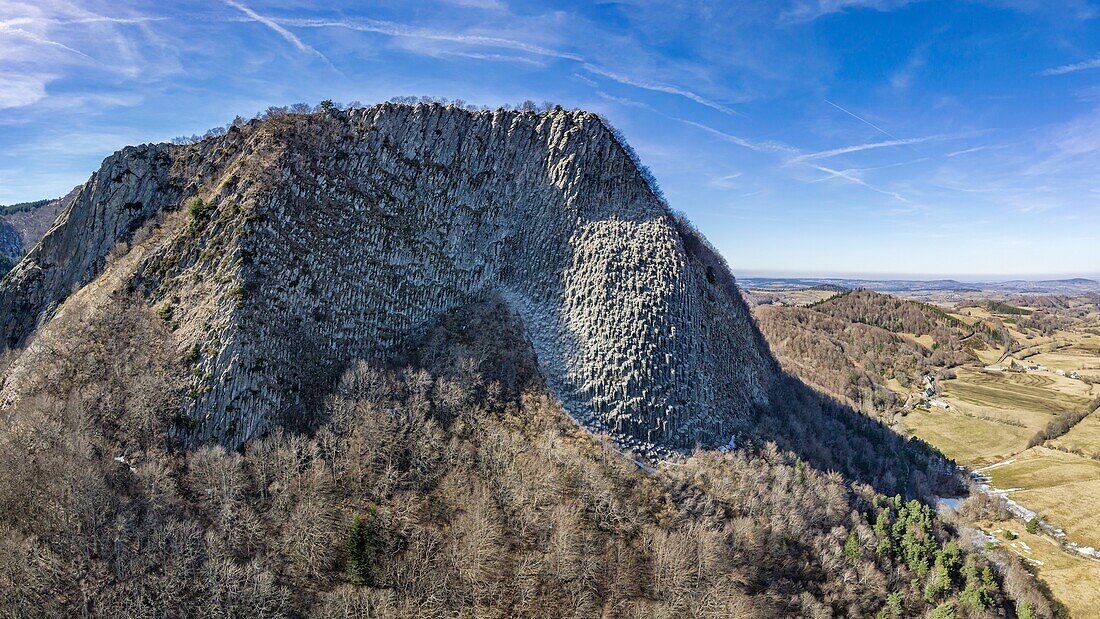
[0,195,69,262]
[0,104,773,451]
[0,104,1057,617]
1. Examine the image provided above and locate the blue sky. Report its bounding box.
[1,0,1098,279]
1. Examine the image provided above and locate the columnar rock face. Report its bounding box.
[0,104,775,451]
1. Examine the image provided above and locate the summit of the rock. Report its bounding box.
[0,103,774,451]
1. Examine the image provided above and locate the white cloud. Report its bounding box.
[0,72,49,108]
[809,163,909,202]
[791,135,945,162]
[1039,56,1100,76]
[945,145,989,157]
[582,64,742,117]
[0,1,179,114]
[781,0,915,23]
[679,119,797,153]
[437,0,507,9]
[0,20,90,59]
[281,16,741,118]
[224,1,334,67]
[823,99,902,141]
[280,17,584,62]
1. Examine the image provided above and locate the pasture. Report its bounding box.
[986,447,1100,550]
[980,518,1100,619]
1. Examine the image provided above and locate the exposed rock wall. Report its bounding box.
[0,190,72,262]
[0,146,180,347]
[0,222,20,262]
[0,104,774,451]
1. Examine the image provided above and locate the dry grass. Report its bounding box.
[980,518,1100,619]
[896,332,935,348]
[943,369,1090,416]
[1051,411,1100,457]
[904,407,1032,466]
[987,447,1100,550]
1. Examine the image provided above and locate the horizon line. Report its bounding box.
[736,270,1100,283]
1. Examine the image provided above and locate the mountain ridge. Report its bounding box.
[0,103,774,452]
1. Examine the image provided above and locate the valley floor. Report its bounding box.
[902,301,1100,617]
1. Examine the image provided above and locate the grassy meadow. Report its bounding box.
[904,298,1100,616]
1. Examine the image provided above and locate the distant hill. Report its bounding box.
[741,276,1099,295]
[811,289,1006,348]
[0,192,70,276]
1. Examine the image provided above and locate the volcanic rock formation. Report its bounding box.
[0,104,774,450]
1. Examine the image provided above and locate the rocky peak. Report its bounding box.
[0,103,775,452]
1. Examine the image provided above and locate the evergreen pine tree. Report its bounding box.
[346,510,379,585]
[845,531,861,563]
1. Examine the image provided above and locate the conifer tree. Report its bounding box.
[346,510,379,585]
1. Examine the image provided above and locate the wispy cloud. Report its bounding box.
[439,0,507,8]
[1038,56,1100,76]
[581,63,742,117]
[945,145,988,157]
[279,17,584,62]
[280,16,740,118]
[680,117,919,201]
[679,119,796,153]
[0,73,50,109]
[224,1,334,67]
[595,90,656,111]
[781,0,916,23]
[432,50,546,66]
[792,135,946,162]
[809,163,909,202]
[0,21,91,59]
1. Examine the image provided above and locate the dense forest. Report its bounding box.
[753,290,985,418]
[0,289,1054,617]
[812,290,1006,349]
[0,199,55,217]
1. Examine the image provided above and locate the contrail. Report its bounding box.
[824,99,902,142]
[225,0,335,69]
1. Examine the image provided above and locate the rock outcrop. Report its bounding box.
[0,194,71,262]
[0,104,775,451]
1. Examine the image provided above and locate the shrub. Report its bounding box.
[187,197,214,222]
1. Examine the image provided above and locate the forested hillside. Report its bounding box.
[0,294,1052,617]
[754,291,986,418]
[0,105,1055,618]
[812,290,1006,350]
[754,305,941,415]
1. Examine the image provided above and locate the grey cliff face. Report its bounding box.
[0,223,20,262]
[0,146,179,347]
[0,104,775,451]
